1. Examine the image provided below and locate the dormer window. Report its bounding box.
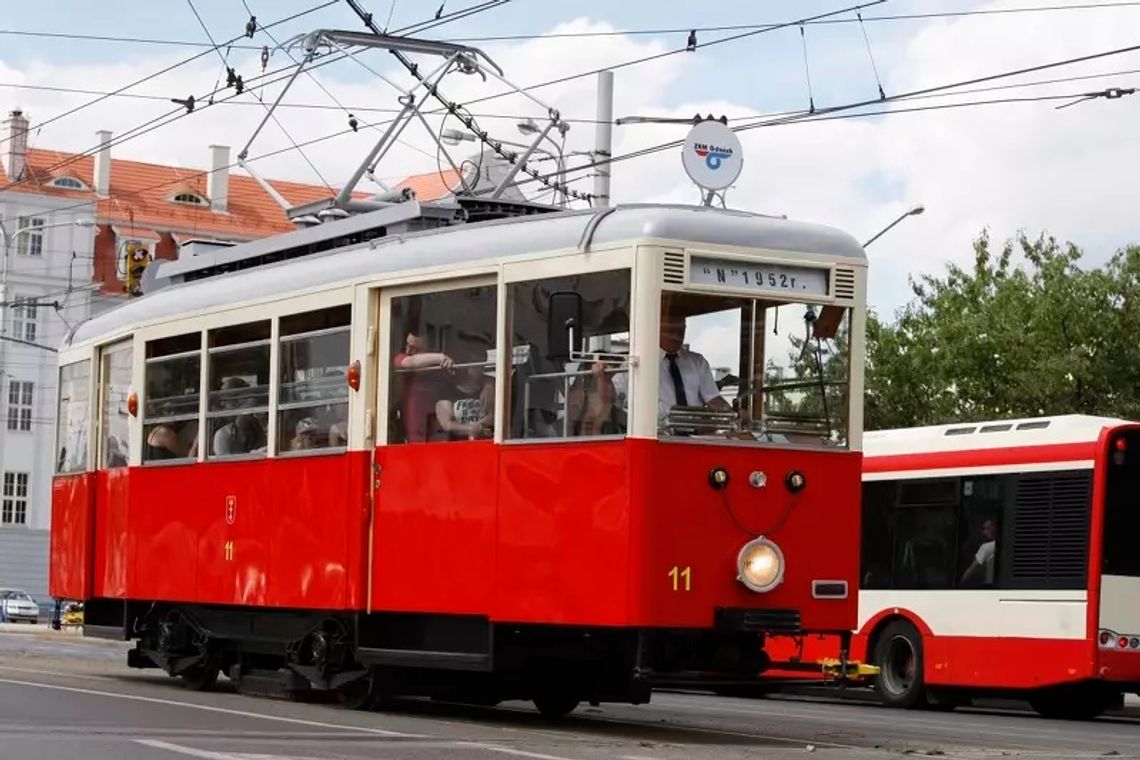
[49,176,87,190]
[172,192,207,206]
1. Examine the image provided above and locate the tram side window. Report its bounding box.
[207,322,270,457]
[388,286,497,443]
[56,360,91,473]
[278,306,351,453]
[507,270,631,439]
[100,342,133,468]
[143,333,201,463]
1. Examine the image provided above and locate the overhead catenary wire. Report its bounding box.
[3,1,1139,48]
[0,0,339,152]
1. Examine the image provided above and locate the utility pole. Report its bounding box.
[593,70,614,208]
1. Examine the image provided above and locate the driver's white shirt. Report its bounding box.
[658,347,720,415]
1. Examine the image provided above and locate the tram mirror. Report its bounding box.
[547,291,583,360]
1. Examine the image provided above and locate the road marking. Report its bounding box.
[453,744,584,760]
[136,739,276,760]
[0,677,416,737]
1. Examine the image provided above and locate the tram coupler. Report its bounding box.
[820,632,878,684]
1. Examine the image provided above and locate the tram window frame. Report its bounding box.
[142,332,202,465]
[206,321,271,459]
[387,285,498,445]
[277,305,351,456]
[56,359,92,474]
[99,341,133,469]
[505,269,632,441]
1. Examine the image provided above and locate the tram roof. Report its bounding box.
[864,414,1133,458]
[65,203,866,348]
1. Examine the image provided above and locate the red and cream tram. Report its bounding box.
[50,199,868,716]
[769,415,1140,719]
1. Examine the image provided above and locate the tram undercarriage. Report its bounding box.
[87,598,784,717]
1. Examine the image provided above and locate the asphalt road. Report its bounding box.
[1,627,1138,760]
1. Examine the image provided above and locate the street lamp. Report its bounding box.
[863,204,924,248]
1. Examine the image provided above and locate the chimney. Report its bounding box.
[4,109,29,182]
[207,144,230,213]
[93,129,112,196]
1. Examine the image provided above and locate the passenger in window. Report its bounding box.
[960,518,999,587]
[290,417,321,451]
[393,330,455,443]
[658,311,740,421]
[433,358,493,441]
[567,358,616,436]
[212,377,266,456]
[146,422,198,460]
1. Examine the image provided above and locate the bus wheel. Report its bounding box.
[872,621,926,709]
[533,692,580,720]
[1029,684,1114,720]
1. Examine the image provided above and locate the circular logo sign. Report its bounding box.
[681,120,743,191]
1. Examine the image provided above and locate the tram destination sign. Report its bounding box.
[690,256,828,296]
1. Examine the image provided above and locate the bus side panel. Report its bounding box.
[131,466,200,603]
[195,461,271,607]
[267,453,367,610]
[49,473,96,601]
[93,468,131,599]
[495,440,630,626]
[629,441,860,632]
[926,635,1094,689]
[371,441,498,616]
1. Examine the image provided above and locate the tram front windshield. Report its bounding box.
[656,292,851,447]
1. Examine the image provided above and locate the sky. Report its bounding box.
[2,0,1139,370]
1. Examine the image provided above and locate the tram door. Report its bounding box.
[368,278,500,614]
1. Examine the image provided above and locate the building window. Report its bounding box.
[172,192,207,206]
[6,380,33,432]
[10,297,37,343]
[1,472,29,525]
[14,217,44,257]
[49,176,86,190]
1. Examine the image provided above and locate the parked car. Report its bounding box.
[0,588,40,624]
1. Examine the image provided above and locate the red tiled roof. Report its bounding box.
[0,147,372,239]
[395,168,460,202]
[111,224,161,241]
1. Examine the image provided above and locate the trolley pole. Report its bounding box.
[593,70,614,208]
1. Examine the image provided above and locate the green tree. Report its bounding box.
[865,231,1140,430]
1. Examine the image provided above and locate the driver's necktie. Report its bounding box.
[666,353,688,406]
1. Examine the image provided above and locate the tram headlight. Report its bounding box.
[736,537,785,593]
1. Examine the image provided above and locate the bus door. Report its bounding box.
[368,277,499,616]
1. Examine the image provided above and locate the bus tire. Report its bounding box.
[872,620,926,709]
[1029,684,1114,720]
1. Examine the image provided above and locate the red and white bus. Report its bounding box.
[50,199,868,716]
[771,415,1140,718]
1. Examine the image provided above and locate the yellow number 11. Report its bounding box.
[668,566,692,591]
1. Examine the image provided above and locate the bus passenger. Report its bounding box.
[290,417,321,451]
[393,331,455,443]
[960,518,999,587]
[658,312,734,418]
[434,361,494,440]
[567,358,616,436]
[146,422,198,460]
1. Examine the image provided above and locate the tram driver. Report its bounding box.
[657,309,741,424]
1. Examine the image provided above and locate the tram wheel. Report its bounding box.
[1029,684,1115,720]
[179,663,221,692]
[533,692,580,720]
[872,621,926,709]
[335,678,373,710]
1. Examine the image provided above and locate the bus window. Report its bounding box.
[278,306,350,453]
[388,286,496,444]
[100,342,132,468]
[207,322,270,458]
[1105,430,1140,577]
[957,476,1005,588]
[860,481,895,589]
[507,270,630,440]
[56,360,91,473]
[893,505,957,590]
[144,332,201,463]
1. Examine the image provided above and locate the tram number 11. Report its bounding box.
[224,540,235,562]
[668,566,692,592]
